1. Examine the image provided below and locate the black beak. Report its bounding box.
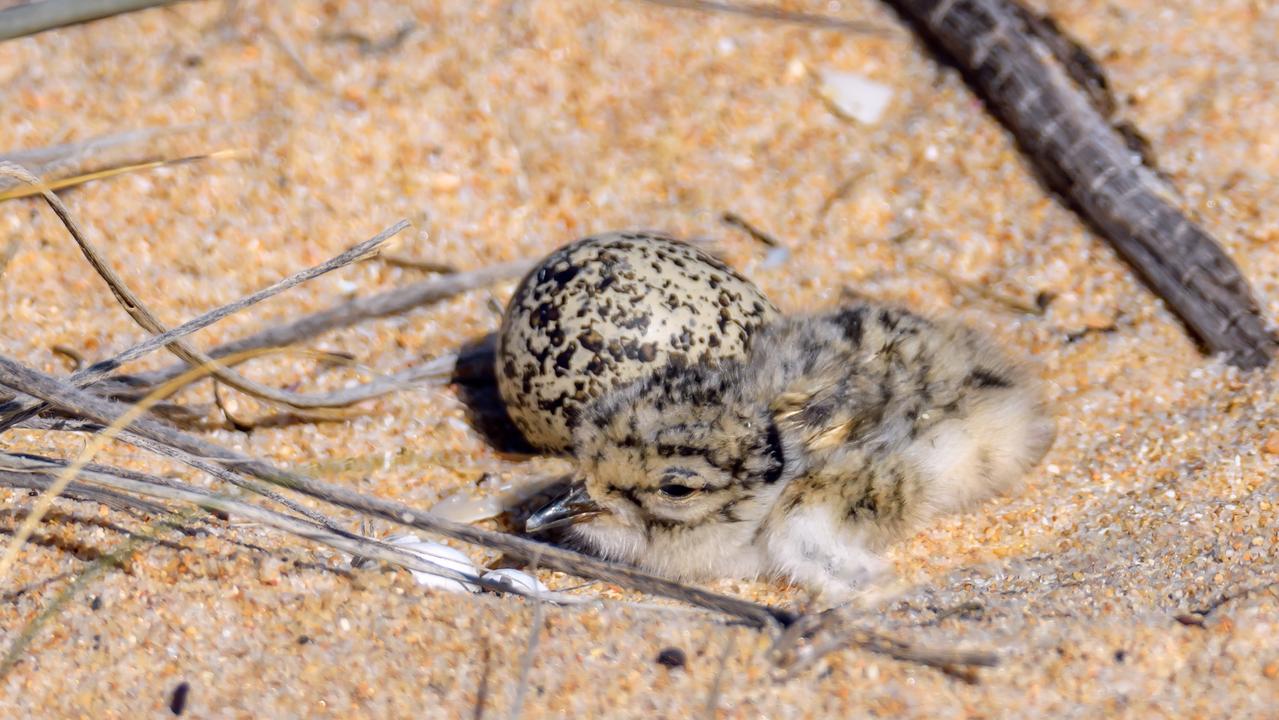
[524,482,603,533]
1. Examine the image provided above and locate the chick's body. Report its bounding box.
[566,303,1055,597]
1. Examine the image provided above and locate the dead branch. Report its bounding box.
[0,451,594,605]
[880,0,1276,367]
[770,611,999,680]
[16,415,351,534]
[508,557,546,719]
[0,125,199,174]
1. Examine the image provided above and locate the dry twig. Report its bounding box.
[3,360,1000,675]
[0,125,200,176]
[0,354,793,628]
[630,0,893,36]
[0,162,411,414]
[879,0,1275,367]
[508,556,546,720]
[0,469,167,515]
[0,209,410,431]
[0,150,245,202]
[769,610,998,681]
[116,259,532,393]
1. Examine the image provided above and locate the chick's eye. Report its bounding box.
[658,484,697,499]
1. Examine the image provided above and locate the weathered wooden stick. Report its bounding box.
[0,0,184,42]
[882,0,1275,367]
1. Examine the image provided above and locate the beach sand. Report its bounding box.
[1,0,1277,716]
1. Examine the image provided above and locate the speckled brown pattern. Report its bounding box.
[560,302,1053,595]
[496,232,778,451]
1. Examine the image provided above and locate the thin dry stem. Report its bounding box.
[0,0,185,42]
[631,0,894,35]
[0,347,302,581]
[118,259,531,392]
[0,161,400,413]
[508,555,545,720]
[0,150,245,202]
[0,214,410,431]
[0,353,794,629]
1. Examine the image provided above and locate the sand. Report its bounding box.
[1,0,1277,716]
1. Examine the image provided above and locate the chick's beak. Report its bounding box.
[525,482,603,533]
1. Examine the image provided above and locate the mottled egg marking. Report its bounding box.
[496,231,778,451]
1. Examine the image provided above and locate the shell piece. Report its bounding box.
[480,568,548,596]
[819,69,893,125]
[428,474,566,523]
[496,231,779,451]
[384,533,480,593]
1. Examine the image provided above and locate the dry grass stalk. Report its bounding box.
[631,0,893,35]
[0,150,244,202]
[117,258,531,393]
[0,353,794,627]
[0,209,410,431]
[0,354,1003,678]
[0,162,408,415]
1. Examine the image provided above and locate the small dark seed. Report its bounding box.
[89,596,102,611]
[297,635,311,645]
[1035,290,1056,311]
[169,681,190,716]
[655,647,686,669]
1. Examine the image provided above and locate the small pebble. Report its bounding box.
[819,69,893,124]
[168,681,190,716]
[257,557,283,585]
[655,647,687,669]
[1262,431,1279,455]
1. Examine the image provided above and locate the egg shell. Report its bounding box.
[480,568,549,596]
[384,533,480,593]
[496,231,779,451]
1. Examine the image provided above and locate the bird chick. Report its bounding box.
[526,303,1056,598]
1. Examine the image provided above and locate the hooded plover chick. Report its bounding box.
[526,302,1055,598]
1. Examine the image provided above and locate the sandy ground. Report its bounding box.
[1,0,1278,717]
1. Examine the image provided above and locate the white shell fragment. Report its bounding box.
[429,474,566,523]
[481,568,548,596]
[819,70,893,125]
[384,533,480,593]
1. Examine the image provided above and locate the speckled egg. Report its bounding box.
[496,231,779,452]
